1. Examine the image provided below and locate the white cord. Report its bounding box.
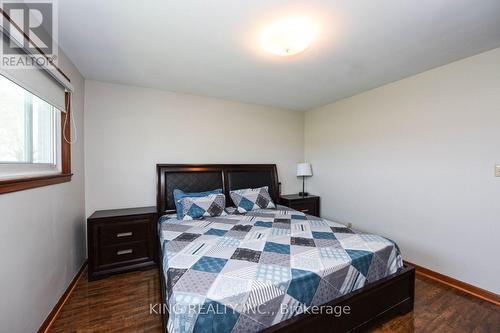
[63,91,77,144]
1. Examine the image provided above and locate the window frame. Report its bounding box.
[0,91,72,194]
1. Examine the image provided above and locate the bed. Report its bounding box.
[156,164,414,333]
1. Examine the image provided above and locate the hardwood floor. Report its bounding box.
[370,276,499,333]
[48,268,499,333]
[48,268,162,333]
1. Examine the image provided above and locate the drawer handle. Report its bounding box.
[301,209,309,213]
[116,232,133,238]
[117,249,133,255]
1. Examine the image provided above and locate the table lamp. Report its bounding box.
[297,162,312,197]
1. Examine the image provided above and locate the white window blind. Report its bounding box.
[0,35,68,112]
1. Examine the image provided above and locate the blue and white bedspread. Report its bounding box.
[159,207,403,333]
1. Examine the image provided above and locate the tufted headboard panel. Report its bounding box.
[156,164,279,214]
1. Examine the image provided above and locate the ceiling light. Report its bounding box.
[259,17,318,56]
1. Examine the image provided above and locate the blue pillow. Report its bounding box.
[178,193,227,220]
[229,186,276,213]
[173,188,223,219]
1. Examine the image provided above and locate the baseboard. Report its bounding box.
[404,260,499,306]
[37,259,88,333]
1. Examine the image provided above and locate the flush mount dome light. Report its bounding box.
[259,17,318,56]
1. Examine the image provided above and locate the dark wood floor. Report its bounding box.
[48,267,499,333]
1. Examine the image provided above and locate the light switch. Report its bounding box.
[495,164,500,177]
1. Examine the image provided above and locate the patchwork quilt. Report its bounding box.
[159,207,403,333]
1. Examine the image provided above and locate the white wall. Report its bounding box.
[0,51,86,332]
[84,81,303,216]
[305,47,500,294]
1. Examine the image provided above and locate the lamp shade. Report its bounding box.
[297,162,312,177]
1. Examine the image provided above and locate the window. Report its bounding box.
[0,7,73,194]
[0,75,61,176]
[0,74,71,193]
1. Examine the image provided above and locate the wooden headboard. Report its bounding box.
[156,164,279,214]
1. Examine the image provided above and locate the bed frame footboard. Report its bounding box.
[262,265,415,333]
[158,260,415,333]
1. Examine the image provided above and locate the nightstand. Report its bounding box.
[87,206,158,280]
[279,194,320,217]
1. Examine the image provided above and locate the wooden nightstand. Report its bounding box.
[87,206,158,280]
[279,194,320,217]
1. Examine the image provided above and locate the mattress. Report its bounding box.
[158,207,403,333]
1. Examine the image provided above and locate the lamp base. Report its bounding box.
[298,192,309,197]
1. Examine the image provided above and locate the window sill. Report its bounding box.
[0,173,73,195]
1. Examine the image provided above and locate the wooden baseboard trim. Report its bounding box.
[38,260,88,333]
[404,260,499,306]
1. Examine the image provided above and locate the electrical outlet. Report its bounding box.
[495,164,500,177]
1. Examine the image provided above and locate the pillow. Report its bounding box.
[173,188,223,219]
[158,213,178,224]
[230,186,276,213]
[178,193,227,220]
